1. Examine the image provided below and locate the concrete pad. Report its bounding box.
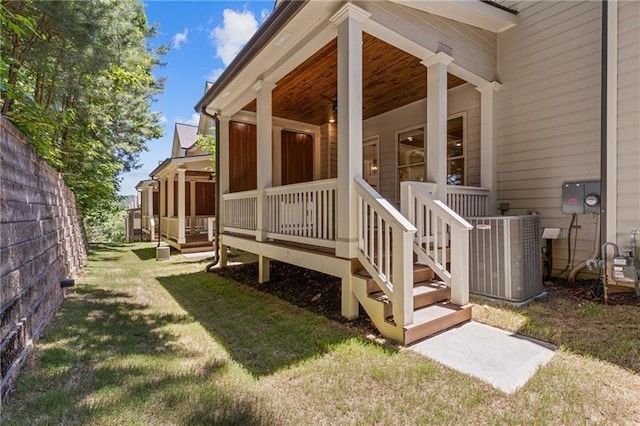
[181,251,215,259]
[410,321,555,393]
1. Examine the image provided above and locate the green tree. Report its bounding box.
[1,0,165,222]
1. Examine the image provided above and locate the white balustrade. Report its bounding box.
[446,186,490,217]
[401,181,472,306]
[165,217,180,240]
[221,190,258,236]
[403,182,489,218]
[265,179,337,248]
[356,178,417,327]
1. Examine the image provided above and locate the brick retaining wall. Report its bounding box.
[0,116,87,400]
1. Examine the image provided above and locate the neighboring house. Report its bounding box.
[145,121,217,253]
[192,0,639,344]
[136,179,159,242]
[124,195,142,243]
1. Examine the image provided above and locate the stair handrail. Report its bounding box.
[355,178,417,327]
[401,181,473,306]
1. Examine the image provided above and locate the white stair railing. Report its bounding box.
[221,190,258,236]
[265,179,337,248]
[401,182,473,306]
[355,178,417,327]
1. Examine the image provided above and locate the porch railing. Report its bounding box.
[356,178,417,327]
[164,217,180,241]
[407,183,489,218]
[186,215,215,235]
[446,185,489,217]
[221,190,258,236]
[265,179,337,248]
[401,181,472,306]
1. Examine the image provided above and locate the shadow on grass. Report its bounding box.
[2,285,274,425]
[131,246,157,261]
[88,243,128,255]
[158,271,359,377]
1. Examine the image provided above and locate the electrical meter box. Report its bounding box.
[562,180,601,214]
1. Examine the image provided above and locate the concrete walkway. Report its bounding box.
[410,321,556,393]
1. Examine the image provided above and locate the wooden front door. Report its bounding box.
[229,121,257,192]
[281,130,313,185]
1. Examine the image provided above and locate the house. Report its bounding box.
[193,0,639,344]
[124,194,142,243]
[136,179,159,242]
[144,121,217,253]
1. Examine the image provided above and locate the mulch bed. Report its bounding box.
[543,278,640,306]
[214,261,639,331]
[214,260,378,334]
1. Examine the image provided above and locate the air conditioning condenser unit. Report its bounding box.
[468,215,542,302]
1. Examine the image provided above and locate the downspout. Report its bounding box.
[600,0,608,256]
[201,109,221,272]
[150,178,162,247]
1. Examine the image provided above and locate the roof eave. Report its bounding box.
[194,0,309,114]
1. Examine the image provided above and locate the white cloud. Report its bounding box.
[156,112,167,124]
[206,67,225,83]
[176,113,200,126]
[172,28,189,49]
[260,8,271,23]
[210,9,259,67]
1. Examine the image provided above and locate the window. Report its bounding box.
[395,114,466,197]
[447,114,465,185]
[363,136,379,191]
[397,126,425,198]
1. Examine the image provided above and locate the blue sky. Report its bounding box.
[119,0,275,195]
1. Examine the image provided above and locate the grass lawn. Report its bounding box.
[1,242,639,425]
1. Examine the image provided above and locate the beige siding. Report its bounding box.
[355,1,497,82]
[617,1,640,251]
[495,1,602,273]
[319,123,337,179]
[363,84,481,204]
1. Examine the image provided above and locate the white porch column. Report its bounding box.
[146,185,155,240]
[146,185,154,218]
[177,168,186,244]
[159,178,166,238]
[167,174,175,217]
[254,80,275,244]
[254,80,275,283]
[218,115,230,267]
[477,81,501,213]
[422,52,453,200]
[190,179,196,234]
[331,3,370,260]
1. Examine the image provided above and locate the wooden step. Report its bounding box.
[412,282,450,309]
[359,263,435,293]
[180,244,214,254]
[369,282,450,308]
[394,302,472,345]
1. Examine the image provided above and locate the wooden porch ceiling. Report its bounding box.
[243,33,466,126]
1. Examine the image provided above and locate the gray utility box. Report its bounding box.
[562,180,601,214]
[468,215,542,302]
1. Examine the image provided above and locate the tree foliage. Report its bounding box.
[195,132,216,173]
[1,0,165,220]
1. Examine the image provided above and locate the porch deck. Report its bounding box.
[218,178,487,344]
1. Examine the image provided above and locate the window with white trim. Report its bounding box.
[397,126,425,197]
[447,113,465,185]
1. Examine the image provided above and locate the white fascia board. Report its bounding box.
[388,0,517,33]
[151,155,212,178]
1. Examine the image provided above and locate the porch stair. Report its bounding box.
[353,263,472,345]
